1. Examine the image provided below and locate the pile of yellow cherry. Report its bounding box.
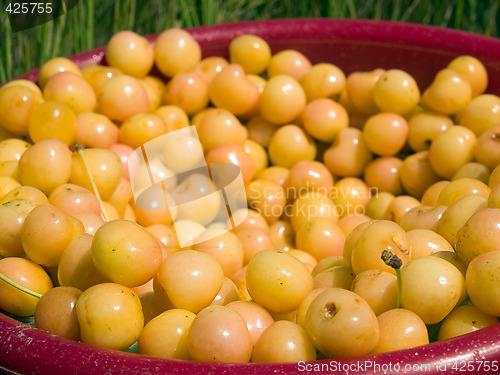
[0,27,499,363]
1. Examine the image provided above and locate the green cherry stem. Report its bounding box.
[0,272,41,299]
[74,142,109,222]
[381,250,403,309]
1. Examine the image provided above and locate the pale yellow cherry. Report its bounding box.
[43,71,97,114]
[362,113,409,156]
[259,75,306,125]
[323,127,374,178]
[0,185,48,206]
[407,229,454,259]
[247,179,286,224]
[28,101,77,145]
[187,305,252,363]
[98,75,149,122]
[312,256,345,277]
[289,190,339,232]
[57,233,109,291]
[438,304,498,341]
[332,177,372,217]
[346,68,385,115]
[251,320,316,363]
[351,220,411,276]
[304,288,379,358]
[163,71,209,115]
[0,79,43,96]
[210,277,241,306]
[407,110,454,152]
[38,57,82,89]
[81,64,122,96]
[141,75,165,111]
[452,163,490,186]
[0,85,44,136]
[268,124,316,168]
[236,227,275,265]
[267,49,311,81]
[437,194,488,246]
[300,63,346,101]
[363,156,404,196]
[447,55,488,98]
[295,287,327,327]
[342,220,374,269]
[155,105,190,133]
[400,150,441,199]
[399,205,447,232]
[118,113,167,149]
[373,69,420,115]
[365,191,394,220]
[243,139,268,176]
[431,251,467,278]
[76,282,144,351]
[429,126,477,180]
[228,35,270,75]
[34,286,82,341]
[0,138,31,163]
[197,108,247,152]
[245,115,277,148]
[383,195,422,224]
[351,269,397,316]
[286,250,317,269]
[138,308,195,360]
[21,203,85,267]
[193,56,229,84]
[0,198,38,258]
[456,94,500,137]
[70,147,122,201]
[337,213,372,236]
[455,208,500,266]
[422,68,472,115]
[313,266,355,290]
[0,257,53,317]
[371,308,429,354]
[157,250,224,313]
[226,300,274,346]
[421,180,450,207]
[91,219,163,287]
[466,250,500,316]
[295,219,346,261]
[193,230,245,277]
[301,98,349,143]
[245,249,314,314]
[154,28,201,77]
[230,208,269,234]
[209,64,260,115]
[490,164,500,189]
[401,256,465,324]
[437,177,490,207]
[105,30,154,78]
[268,220,295,252]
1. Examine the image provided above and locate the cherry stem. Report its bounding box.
[381,250,403,309]
[74,142,109,222]
[0,272,41,299]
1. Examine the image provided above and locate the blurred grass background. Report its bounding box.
[1,0,499,83]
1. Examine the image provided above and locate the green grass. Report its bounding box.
[1,0,499,83]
